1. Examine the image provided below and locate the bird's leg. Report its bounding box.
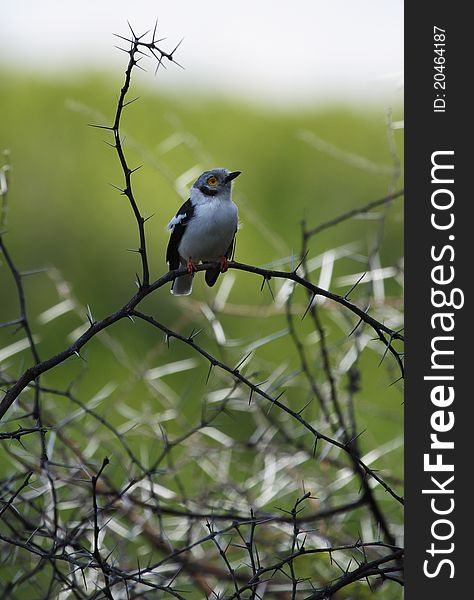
[187,257,198,274]
[219,256,229,273]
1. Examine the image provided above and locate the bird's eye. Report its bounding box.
[207,176,218,186]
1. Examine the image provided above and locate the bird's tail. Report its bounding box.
[205,267,220,287]
[171,272,194,296]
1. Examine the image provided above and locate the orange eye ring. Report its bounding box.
[207,176,218,186]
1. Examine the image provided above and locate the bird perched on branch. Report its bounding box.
[166,168,241,295]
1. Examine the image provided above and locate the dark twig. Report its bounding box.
[91,27,182,289]
[91,457,112,599]
[304,189,404,239]
[0,259,403,422]
[0,471,32,519]
[131,310,403,505]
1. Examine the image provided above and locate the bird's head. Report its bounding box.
[192,168,241,198]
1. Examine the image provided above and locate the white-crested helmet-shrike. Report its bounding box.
[166,168,241,295]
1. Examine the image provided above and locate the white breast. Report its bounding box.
[178,199,238,262]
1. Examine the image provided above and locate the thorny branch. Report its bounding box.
[1,23,404,599]
[131,309,403,505]
[90,22,183,290]
[0,257,404,422]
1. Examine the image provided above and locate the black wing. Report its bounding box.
[227,231,237,261]
[166,199,194,270]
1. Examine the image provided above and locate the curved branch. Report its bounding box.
[0,259,403,422]
[304,189,404,239]
[230,261,403,342]
[109,36,150,287]
[131,310,403,505]
[90,25,182,289]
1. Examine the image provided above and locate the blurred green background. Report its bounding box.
[0,63,404,473]
[0,64,404,597]
[0,66,403,404]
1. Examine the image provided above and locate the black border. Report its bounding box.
[405,4,468,597]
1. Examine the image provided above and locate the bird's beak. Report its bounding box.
[224,171,241,183]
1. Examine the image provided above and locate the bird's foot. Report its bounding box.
[187,258,198,274]
[219,256,229,273]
